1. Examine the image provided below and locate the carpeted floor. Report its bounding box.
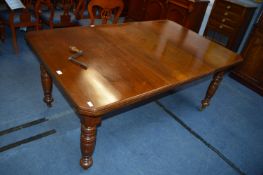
[0,25,263,175]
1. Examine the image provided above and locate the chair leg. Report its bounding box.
[10,26,18,53]
[35,21,40,30]
[0,21,4,41]
[0,26,4,42]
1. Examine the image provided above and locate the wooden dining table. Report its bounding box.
[25,20,242,170]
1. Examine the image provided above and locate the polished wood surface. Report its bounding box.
[231,12,263,95]
[26,20,242,169]
[26,20,241,116]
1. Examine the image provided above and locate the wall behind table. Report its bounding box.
[238,1,262,53]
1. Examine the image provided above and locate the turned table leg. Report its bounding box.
[80,116,101,169]
[200,71,224,110]
[40,64,54,107]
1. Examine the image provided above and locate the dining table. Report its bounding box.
[25,20,242,169]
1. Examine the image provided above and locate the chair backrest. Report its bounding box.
[75,0,88,19]
[35,0,79,28]
[88,0,124,25]
[35,0,54,27]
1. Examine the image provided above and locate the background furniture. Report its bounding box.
[0,19,4,41]
[88,0,124,25]
[230,12,263,96]
[204,0,256,51]
[75,0,89,19]
[126,0,209,33]
[0,0,39,52]
[35,0,80,28]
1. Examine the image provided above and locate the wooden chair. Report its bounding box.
[88,0,124,25]
[0,0,39,52]
[0,19,4,42]
[35,0,80,28]
[74,0,89,19]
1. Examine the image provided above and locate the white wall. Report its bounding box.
[198,0,215,35]
[238,4,262,53]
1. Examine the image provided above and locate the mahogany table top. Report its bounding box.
[25,20,242,116]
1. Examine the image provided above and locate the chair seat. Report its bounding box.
[0,10,37,24]
[40,10,78,25]
[0,4,39,53]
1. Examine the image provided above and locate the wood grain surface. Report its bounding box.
[26,20,242,116]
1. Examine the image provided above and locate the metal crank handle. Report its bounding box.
[69,58,88,69]
[69,51,83,60]
[69,46,82,53]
